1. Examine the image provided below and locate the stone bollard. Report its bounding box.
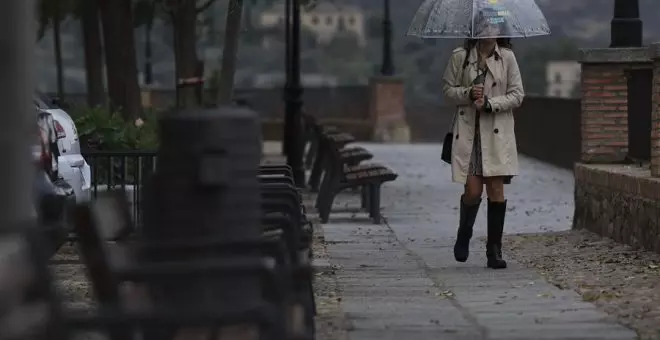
[369,76,411,143]
[140,106,263,338]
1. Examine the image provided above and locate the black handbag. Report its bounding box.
[441,113,457,164]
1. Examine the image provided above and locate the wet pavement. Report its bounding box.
[320,143,637,340]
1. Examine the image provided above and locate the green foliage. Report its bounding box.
[72,106,159,151]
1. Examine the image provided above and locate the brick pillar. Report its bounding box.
[650,43,660,176]
[579,48,650,163]
[369,76,410,143]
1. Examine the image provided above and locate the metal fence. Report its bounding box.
[83,150,158,227]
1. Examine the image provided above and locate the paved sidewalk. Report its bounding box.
[321,144,638,340]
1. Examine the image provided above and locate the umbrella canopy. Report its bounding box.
[407,0,551,39]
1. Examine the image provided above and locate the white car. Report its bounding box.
[34,92,92,203]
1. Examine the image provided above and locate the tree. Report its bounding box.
[78,0,106,107]
[158,0,218,108]
[216,0,243,104]
[98,0,142,120]
[38,0,76,100]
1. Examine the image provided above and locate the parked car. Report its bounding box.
[34,91,91,203]
[34,107,76,253]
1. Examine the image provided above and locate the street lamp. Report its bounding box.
[610,0,642,48]
[284,0,305,187]
[380,0,395,76]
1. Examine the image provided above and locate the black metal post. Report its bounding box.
[610,0,642,48]
[284,0,305,187]
[1,0,35,229]
[282,0,292,156]
[380,0,395,76]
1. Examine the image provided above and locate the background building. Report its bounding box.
[259,2,366,46]
[546,60,581,98]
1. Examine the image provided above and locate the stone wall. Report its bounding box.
[579,48,651,163]
[574,164,660,252]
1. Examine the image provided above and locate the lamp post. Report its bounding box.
[284,0,305,187]
[610,0,642,48]
[380,0,395,76]
[282,0,291,156]
[144,14,154,85]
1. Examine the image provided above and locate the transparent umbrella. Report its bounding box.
[407,0,551,39]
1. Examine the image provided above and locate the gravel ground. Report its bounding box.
[50,243,94,310]
[502,229,660,340]
[312,239,347,340]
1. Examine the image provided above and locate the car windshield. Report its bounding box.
[34,92,55,110]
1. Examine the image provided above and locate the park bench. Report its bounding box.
[68,191,312,340]
[314,130,398,224]
[302,114,374,191]
[301,114,398,224]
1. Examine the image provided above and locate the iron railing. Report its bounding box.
[82,150,158,227]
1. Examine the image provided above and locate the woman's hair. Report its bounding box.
[463,38,512,50]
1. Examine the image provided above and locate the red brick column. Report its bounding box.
[651,43,660,176]
[369,76,410,142]
[580,63,629,162]
[579,48,650,163]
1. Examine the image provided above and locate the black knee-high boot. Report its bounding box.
[486,199,507,269]
[453,195,481,262]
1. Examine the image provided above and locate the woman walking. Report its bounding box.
[442,31,524,269]
[407,0,549,269]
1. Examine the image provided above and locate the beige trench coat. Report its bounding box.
[442,44,525,184]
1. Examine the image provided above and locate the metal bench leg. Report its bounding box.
[315,170,330,209]
[369,184,382,224]
[305,136,317,170]
[318,188,337,224]
[361,185,369,210]
[308,150,325,191]
[318,169,341,223]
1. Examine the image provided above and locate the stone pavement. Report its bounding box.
[320,143,638,340]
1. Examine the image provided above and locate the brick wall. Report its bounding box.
[578,48,651,163]
[580,63,629,162]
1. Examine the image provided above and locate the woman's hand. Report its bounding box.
[474,97,485,111]
[470,85,484,100]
